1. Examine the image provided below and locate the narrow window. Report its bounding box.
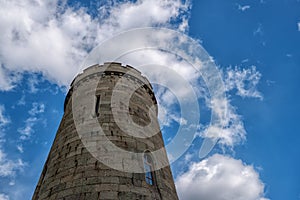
[95,95,100,117]
[144,153,155,185]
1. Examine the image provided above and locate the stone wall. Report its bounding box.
[32,62,178,200]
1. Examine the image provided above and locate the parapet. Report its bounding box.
[64,62,157,112]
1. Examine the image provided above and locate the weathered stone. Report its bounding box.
[32,62,178,200]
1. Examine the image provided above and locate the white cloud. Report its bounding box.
[201,98,246,147]
[107,35,261,150]
[298,22,300,31]
[16,145,24,153]
[237,4,251,11]
[102,0,189,30]
[18,117,38,140]
[198,65,263,148]
[0,0,190,90]
[0,105,25,180]
[254,24,264,36]
[0,0,264,171]
[18,102,45,140]
[154,86,188,127]
[28,102,45,116]
[0,64,21,91]
[176,154,269,200]
[17,95,26,106]
[158,102,187,127]
[0,149,24,177]
[260,0,266,4]
[0,105,10,127]
[224,66,263,100]
[27,74,40,93]
[113,49,203,130]
[0,194,9,200]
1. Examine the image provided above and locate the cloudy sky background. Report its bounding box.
[0,0,299,199]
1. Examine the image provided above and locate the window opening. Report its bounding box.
[144,153,155,185]
[95,95,100,116]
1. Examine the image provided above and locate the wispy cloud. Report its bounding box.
[254,23,264,36]
[17,95,26,106]
[260,0,266,4]
[18,102,45,140]
[0,105,10,127]
[0,193,9,200]
[200,98,246,147]
[0,105,25,183]
[28,103,45,116]
[18,117,38,140]
[298,22,300,31]
[176,154,269,200]
[0,149,25,177]
[197,65,263,148]
[0,64,21,91]
[27,74,40,93]
[237,4,251,11]
[16,145,23,153]
[224,66,263,100]
[155,87,188,127]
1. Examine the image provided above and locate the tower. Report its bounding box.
[33,62,179,200]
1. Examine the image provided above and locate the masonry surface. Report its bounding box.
[32,62,179,200]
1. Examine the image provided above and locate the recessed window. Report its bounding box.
[144,153,155,185]
[95,95,100,116]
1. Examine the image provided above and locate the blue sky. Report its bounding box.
[0,0,299,200]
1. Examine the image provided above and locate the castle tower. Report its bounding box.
[33,62,179,200]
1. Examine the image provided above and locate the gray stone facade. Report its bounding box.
[32,62,179,200]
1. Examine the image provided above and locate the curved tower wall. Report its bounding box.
[33,62,178,200]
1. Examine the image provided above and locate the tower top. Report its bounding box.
[64,62,157,112]
[33,62,178,200]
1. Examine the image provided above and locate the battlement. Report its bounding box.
[72,62,151,88]
[64,62,157,112]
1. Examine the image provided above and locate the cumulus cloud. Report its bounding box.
[298,22,300,31]
[0,0,259,150]
[0,0,190,90]
[106,34,262,151]
[0,0,97,88]
[176,154,269,200]
[0,1,268,199]
[100,0,189,31]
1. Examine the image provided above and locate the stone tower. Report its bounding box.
[32,62,179,200]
